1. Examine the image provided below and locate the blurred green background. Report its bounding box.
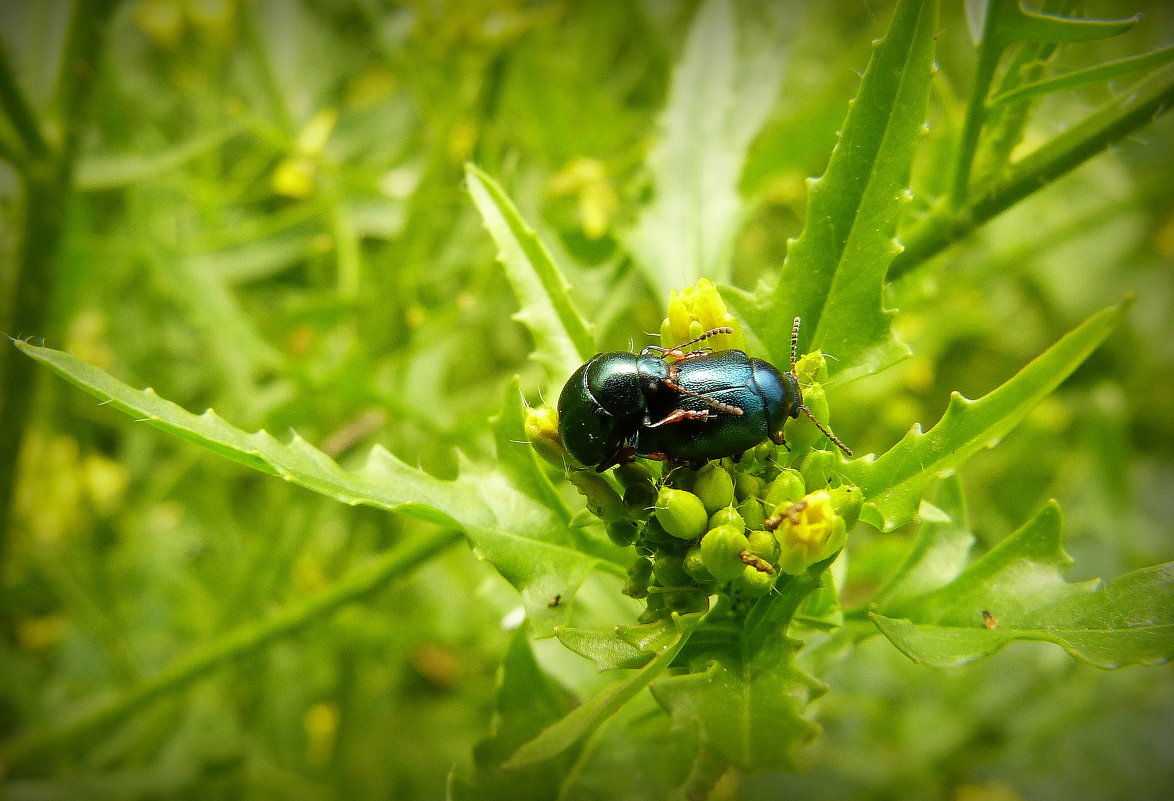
[1,0,1172,798]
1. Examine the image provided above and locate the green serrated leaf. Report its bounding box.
[556,626,651,671]
[651,635,826,773]
[986,0,1137,47]
[16,340,625,639]
[624,0,789,300]
[616,616,687,654]
[870,474,974,610]
[839,299,1129,531]
[883,502,1092,624]
[449,627,573,801]
[727,0,938,385]
[871,504,1174,668]
[464,522,624,639]
[465,163,594,384]
[990,44,1174,106]
[15,340,478,527]
[647,556,833,774]
[504,612,703,769]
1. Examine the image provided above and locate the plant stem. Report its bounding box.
[0,1,115,573]
[0,38,49,161]
[949,29,1003,207]
[890,65,1174,280]
[0,526,463,768]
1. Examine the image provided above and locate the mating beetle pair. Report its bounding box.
[557,318,850,472]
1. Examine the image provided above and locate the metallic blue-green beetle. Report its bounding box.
[557,320,850,472]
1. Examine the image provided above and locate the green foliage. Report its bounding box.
[729,0,937,383]
[625,0,790,300]
[466,164,594,384]
[870,495,1174,668]
[2,1,1172,799]
[839,300,1130,532]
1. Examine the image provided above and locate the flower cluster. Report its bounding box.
[525,278,859,621]
[526,397,861,622]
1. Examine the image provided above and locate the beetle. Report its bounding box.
[557,318,850,472]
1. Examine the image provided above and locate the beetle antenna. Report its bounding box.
[643,327,735,361]
[790,317,801,373]
[668,327,734,353]
[799,405,853,457]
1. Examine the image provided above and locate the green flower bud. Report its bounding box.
[641,517,676,549]
[568,471,628,523]
[708,505,745,533]
[614,462,653,488]
[693,463,735,514]
[606,520,639,547]
[683,543,716,584]
[786,383,830,454]
[623,557,653,599]
[828,483,862,530]
[770,490,847,575]
[747,529,780,565]
[799,449,836,491]
[700,524,750,581]
[734,472,765,503]
[666,589,710,614]
[733,563,776,598]
[622,482,659,515]
[524,405,568,467]
[663,466,697,492]
[654,486,709,540]
[614,464,657,513]
[653,552,692,588]
[765,468,806,508]
[637,591,667,622]
[737,496,766,530]
[623,580,648,599]
[627,557,653,583]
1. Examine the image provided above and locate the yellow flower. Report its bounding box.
[660,278,745,352]
[771,490,845,574]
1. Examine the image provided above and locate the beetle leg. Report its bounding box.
[594,444,638,472]
[763,498,808,531]
[643,408,716,428]
[659,379,744,416]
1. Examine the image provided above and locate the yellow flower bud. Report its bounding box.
[524,406,567,467]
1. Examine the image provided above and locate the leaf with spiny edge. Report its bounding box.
[838,299,1130,532]
[624,0,789,300]
[726,0,938,386]
[449,626,575,801]
[466,163,594,386]
[869,474,975,611]
[15,340,624,637]
[870,502,1174,668]
[504,612,703,769]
